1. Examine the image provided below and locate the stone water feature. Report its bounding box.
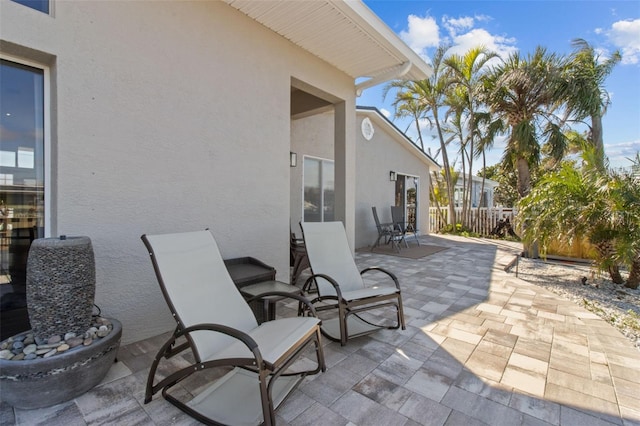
[0,236,121,409]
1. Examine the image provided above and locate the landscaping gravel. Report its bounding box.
[512,257,640,351]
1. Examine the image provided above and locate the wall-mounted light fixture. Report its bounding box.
[389,171,397,181]
[290,152,297,167]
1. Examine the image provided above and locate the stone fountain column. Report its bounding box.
[27,236,95,340]
[0,235,122,409]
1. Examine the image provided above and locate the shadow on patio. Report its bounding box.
[3,235,639,425]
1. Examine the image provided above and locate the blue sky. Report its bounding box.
[359,0,640,172]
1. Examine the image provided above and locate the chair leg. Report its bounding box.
[371,234,383,251]
[259,370,275,426]
[397,294,406,330]
[339,304,348,346]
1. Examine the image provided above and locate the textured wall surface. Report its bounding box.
[1,1,355,343]
[291,111,433,249]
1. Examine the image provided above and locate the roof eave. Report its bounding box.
[334,0,432,82]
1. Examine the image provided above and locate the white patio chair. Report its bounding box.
[141,230,325,426]
[300,221,405,346]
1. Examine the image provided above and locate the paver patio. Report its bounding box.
[2,234,639,425]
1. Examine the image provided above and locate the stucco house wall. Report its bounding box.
[290,108,437,249]
[290,113,335,237]
[1,1,356,344]
[353,110,436,249]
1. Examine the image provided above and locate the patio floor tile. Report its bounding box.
[398,392,452,426]
[3,235,639,425]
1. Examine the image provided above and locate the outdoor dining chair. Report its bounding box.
[391,205,420,246]
[290,230,309,286]
[300,221,405,346]
[141,229,325,426]
[371,206,404,251]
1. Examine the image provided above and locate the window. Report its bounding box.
[10,0,49,14]
[0,58,47,339]
[303,157,334,222]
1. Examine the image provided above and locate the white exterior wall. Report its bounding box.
[1,1,355,344]
[353,114,432,249]
[291,111,433,249]
[290,112,335,236]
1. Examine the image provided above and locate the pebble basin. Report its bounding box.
[0,318,122,409]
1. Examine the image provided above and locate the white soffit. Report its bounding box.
[222,0,433,85]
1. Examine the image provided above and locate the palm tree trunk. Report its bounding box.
[594,240,625,284]
[414,115,424,150]
[516,157,531,198]
[625,255,640,289]
[516,156,538,257]
[433,110,456,226]
[590,113,605,171]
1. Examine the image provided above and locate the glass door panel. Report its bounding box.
[1,59,46,339]
[394,174,419,231]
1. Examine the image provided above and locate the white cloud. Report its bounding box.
[399,13,518,66]
[605,140,640,168]
[604,19,640,65]
[399,14,440,58]
[447,28,518,61]
[380,108,391,118]
[443,15,474,36]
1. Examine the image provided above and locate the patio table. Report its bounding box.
[239,280,301,323]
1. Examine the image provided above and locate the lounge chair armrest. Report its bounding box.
[145,322,263,403]
[179,323,260,355]
[303,273,343,298]
[245,291,318,317]
[360,266,401,290]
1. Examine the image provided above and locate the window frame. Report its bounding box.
[1,54,52,237]
[10,0,50,14]
[301,155,335,223]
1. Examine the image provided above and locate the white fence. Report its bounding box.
[429,207,517,236]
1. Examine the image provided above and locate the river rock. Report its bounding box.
[67,337,83,348]
[23,344,37,355]
[43,349,57,358]
[47,335,62,344]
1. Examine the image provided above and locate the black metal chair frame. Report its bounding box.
[371,206,404,251]
[141,231,326,426]
[391,206,420,247]
[299,222,406,346]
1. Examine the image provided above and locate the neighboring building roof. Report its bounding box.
[356,106,440,170]
[222,0,432,93]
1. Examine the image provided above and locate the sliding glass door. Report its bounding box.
[1,58,47,339]
[303,157,334,222]
[394,174,419,231]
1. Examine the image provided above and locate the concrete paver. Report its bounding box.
[2,234,639,425]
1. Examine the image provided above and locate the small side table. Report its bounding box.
[239,280,302,323]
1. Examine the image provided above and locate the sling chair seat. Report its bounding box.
[300,221,406,346]
[141,229,325,426]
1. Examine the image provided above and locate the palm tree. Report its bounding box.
[388,89,428,150]
[384,46,458,225]
[482,46,568,198]
[444,47,498,228]
[606,170,640,288]
[517,144,627,284]
[562,39,621,170]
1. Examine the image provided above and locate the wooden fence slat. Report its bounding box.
[428,207,517,236]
